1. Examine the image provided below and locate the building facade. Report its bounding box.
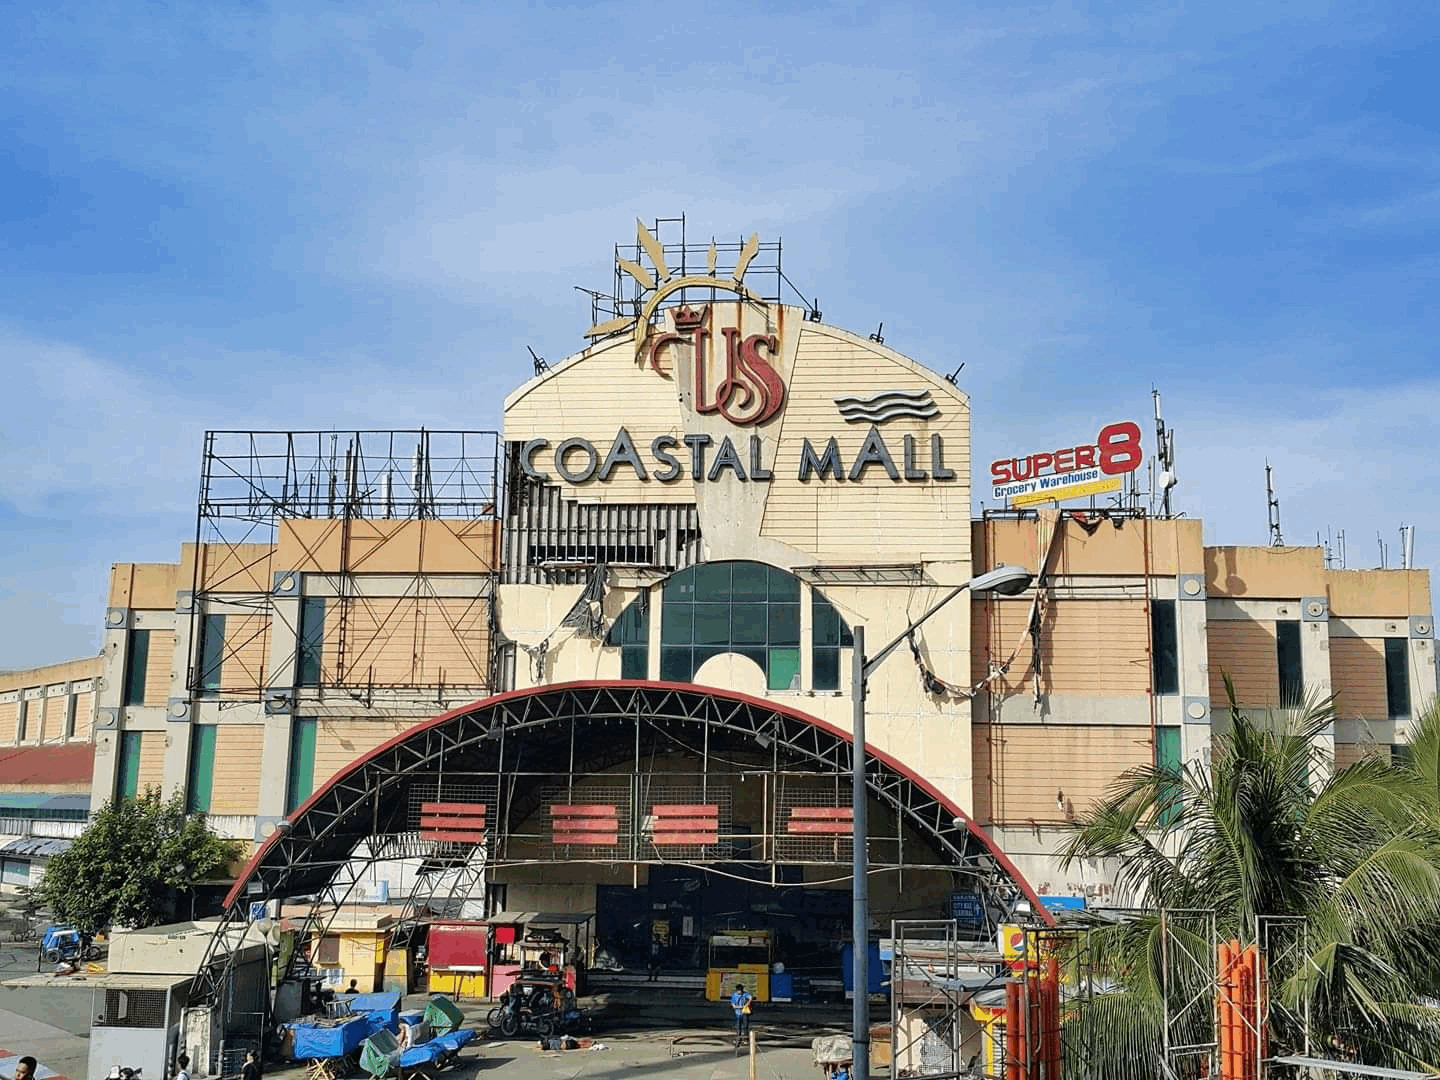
[6,223,1436,924]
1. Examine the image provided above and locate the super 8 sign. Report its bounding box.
[990,421,1144,487]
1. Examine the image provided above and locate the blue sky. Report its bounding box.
[2,1,1437,667]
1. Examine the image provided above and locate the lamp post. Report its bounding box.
[850,564,1034,1080]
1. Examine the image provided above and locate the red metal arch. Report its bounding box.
[224,680,1052,925]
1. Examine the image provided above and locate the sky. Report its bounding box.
[1,0,1437,668]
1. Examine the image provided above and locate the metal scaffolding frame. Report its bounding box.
[188,429,502,700]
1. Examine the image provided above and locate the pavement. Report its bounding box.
[0,943,867,1080]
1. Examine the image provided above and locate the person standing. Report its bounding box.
[647,934,662,982]
[174,1053,191,1080]
[240,1050,262,1080]
[729,982,753,1043]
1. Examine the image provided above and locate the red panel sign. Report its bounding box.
[786,807,854,835]
[550,804,620,846]
[651,804,720,845]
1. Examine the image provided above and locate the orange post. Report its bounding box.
[1006,981,1022,1080]
[1217,941,1234,1080]
[1046,956,1062,1080]
[1029,975,1043,1080]
[1239,947,1256,1080]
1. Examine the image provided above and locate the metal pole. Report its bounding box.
[852,624,869,1080]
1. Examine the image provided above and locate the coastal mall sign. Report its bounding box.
[516,220,959,486]
[990,421,1142,506]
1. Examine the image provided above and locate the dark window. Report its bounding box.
[117,730,144,801]
[123,629,152,707]
[1391,743,1413,768]
[811,592,854,692]
[198,613,226,693]
[16,698,31,741]
[1150,600,1179,696]
[605,600,650,680]
[1385,638,1411,720]
[187,726,217,814]
[658,562,806,691]
[64,694,78,739]
[297,598,325,687]
[1276,621,1303,707]
[287,717,317,813]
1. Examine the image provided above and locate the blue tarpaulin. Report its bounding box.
[346,991,401,1034]
[291,1016,371,1059]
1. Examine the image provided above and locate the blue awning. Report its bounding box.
[0,793,89,813]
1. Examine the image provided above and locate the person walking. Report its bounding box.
[647,934,662,982]
[729,982,753,1043]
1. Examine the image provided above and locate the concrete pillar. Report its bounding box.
[1176,573,1211,768]
[1409,616,1437,726]
[162,591,199,801]
[1300,598,1333,784]
[256,579,303,831]
[91,606,132,809]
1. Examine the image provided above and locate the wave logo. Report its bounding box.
[834,388,940,425]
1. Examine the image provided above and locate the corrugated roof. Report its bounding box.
[0,744,95,786]
[0,837,73,857]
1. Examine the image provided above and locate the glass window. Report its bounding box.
[1276,621,1303,707]
[287,718,317,813]
[123,629,152,707]
[199,613,226,694]
[1385,638,1411,720]
[64,694,78,740]
[297,598,325,687]
[16,699,30,741]
[187,726,217,814]
[1151,600,1179,696]
[1155,726,1182,825]
[661,602,693,644]
[117,730,143,802]
[605,600,650,680]
[812,592,853,691]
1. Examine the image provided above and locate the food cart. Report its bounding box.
[704,929,772,1002]
[475,911,595,999]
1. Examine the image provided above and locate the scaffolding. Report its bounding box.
[189,429,502,701]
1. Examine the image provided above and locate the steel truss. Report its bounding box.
[191,682,1043,1010]
[189,430,501,701]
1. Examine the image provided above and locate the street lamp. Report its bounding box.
[850,564,1034,1080]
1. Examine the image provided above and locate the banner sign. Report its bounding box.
[990,421,1142,505]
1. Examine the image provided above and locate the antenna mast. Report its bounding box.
[1152,389,1177,518]
[1266,462,1284,546]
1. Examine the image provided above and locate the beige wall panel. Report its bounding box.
[143,632,177,706]
[197,543,273,594]
[112,560,187,610]
[0,700,16,743]
[136,732,166,792]
[972,599,1151,695]
[73,691,95,740]
[323,597,491,687]
[1327,570,1431,618]
[974,724,1152,824]
[1207,621,1278,707]
[505,333,691,505]
[211,725,265,815]
[759,326,970,563]
[1206,546,1325,600]
[42,694,66,742]
[1329,638,1388,719]
[313,719,412,788]
[222,613,270,692]
[278,520,498,575]
[0,656,104,693]
[1334,742,1384,770]
[976,517,1203,578]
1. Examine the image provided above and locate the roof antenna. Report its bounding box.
[1153,388,1177,518]
[869,322,884,344]
[944,363,965,385]
[1266,462,1284,546]
[527,346,550,376]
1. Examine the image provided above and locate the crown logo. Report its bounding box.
[671,305,705,332]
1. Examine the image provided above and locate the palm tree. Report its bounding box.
[1056,685,1440,1077]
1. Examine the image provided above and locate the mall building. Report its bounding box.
[2,223,1434,939]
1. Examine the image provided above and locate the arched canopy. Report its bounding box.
[224,681,1052,925]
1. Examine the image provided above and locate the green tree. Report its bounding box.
[1058,687,1440,1076]
[33,787,243,933]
